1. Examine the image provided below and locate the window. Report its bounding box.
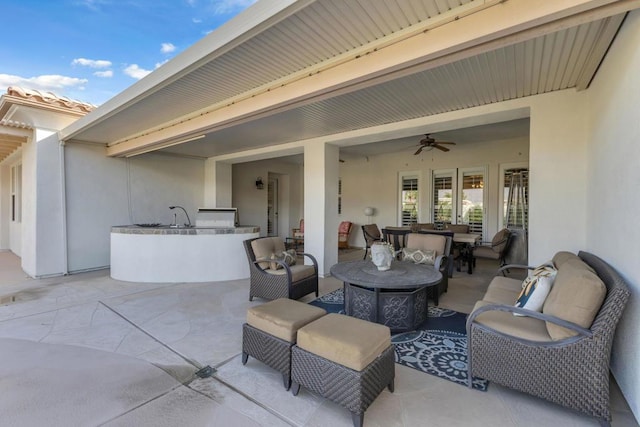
[432,167,486,236]
[433,175,453,224]
[460,172,484,234]
[400,175,418,226]
[11,164,22,223]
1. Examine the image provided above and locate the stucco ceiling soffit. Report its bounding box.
[105,1,634,158]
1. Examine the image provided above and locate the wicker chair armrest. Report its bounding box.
[467,303,593,341]
[434,255,445,271]
[297,252,318,271]
[497,264,536,274]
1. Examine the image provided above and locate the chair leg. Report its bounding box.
[291,381,301,396]
[283,373,291,390]
[388,378,394,393]
[363,248,369,260]
[241,352,248,365]
[351,412,364,427]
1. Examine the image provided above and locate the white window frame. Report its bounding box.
[11,163,22,223]
[432,168,457,225]
[398,171,420,227]
[457,166,488,238]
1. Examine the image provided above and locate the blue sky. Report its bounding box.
[0,0,255,105]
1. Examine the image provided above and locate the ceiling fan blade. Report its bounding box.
[414,146,424,155]
[437,141,456,145]
[434,145,449,152]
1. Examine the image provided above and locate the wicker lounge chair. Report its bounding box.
[466,251,630,425]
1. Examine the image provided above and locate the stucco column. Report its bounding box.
[204,159,232,207]
[304,142,340,276]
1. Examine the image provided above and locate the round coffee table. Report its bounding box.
[330,260,442,332]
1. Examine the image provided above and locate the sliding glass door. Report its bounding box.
[432,167,486,237]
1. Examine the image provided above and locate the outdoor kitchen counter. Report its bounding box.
[110,225,260,283]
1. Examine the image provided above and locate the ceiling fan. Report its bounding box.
[414,134,456,155]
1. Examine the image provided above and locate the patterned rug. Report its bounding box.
[310,288,488,391]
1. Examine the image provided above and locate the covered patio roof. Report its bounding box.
[59,0,640,158]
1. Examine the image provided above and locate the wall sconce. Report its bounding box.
[363,207,375,224]
[255,177,264,190]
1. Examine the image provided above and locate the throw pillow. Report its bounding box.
[269,249,297,270]
[513,264,557,315]
[402,248,436,265]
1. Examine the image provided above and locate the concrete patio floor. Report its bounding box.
[0,249,637,427]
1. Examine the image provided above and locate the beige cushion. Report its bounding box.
[472,301,552,342]
[551,251,580,268]
[542,263,606,340]
[247,298,326,343]
[405,233,446,256]
[252,237,286,269]
[297,313,391,371]
[482,276,522,304]
[266,264,315,282]
[490,229,510,253]
[473,245,500,260]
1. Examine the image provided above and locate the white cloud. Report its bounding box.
[212,0,256,15]
[74,0,110,12]
[0,73,88,93]
[123,64,152,80]
[192,18,202,23]
[94,70,113,78]
[161,43,176,54]
[155,60,169,69]
[72,58,112,68]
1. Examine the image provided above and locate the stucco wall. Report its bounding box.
[338,135,529,249]
[65,145,204,273]
[232,158,303,237]
[585,9,640,420]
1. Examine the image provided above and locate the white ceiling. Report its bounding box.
[61,0,630,162]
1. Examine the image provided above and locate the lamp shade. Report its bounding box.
[363,207,374,216]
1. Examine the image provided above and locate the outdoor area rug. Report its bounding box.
[309,288,489,391]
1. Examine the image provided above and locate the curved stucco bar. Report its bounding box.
[110,226,260,283]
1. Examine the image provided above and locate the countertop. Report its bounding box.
[111,225,260,235]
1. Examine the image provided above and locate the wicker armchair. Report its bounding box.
[404,233,451,305]
[243,237,318,301]
[466,251,630,425]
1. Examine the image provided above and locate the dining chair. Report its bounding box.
[381,227,412,258]
[472,228,512,272]
[361,224,382,259]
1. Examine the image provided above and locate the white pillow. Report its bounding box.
[514,275,554,315]
[513,264,557,315]
[402,248,436,265]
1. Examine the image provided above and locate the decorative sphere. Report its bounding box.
[363,207,374,216]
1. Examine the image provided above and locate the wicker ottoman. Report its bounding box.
[291,313,395,427]
[242,298,326,390]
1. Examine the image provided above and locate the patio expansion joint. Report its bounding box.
[96,383,184,427]
[97,300,211,382]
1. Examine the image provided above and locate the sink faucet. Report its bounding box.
[169,206,192,227]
